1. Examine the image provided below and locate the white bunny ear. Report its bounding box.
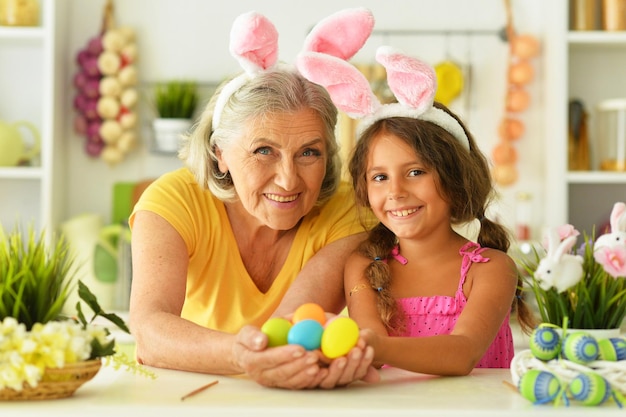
[229,11,279,74]
[302,7,374,60]
[610,202,626,232]
[555,235,577,259]
[544,227,561,255]
[376,46,436,113]
[297,52,380,118]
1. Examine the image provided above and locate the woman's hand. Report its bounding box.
[235,325,328,389]
[235,326,379,389]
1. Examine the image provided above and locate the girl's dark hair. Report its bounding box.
[348,102,534,333]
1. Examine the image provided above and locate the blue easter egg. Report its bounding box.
[287,319,324,350]
[569,372,611,406]
[518,369,561,404]
[598,337,626,361]
[529,326,561,361]
[561,332,599,364]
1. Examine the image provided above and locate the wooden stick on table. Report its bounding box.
[180,380,219,401]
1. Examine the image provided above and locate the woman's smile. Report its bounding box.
[217,109,327,230]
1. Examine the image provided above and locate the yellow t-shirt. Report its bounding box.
[130,168,366,334]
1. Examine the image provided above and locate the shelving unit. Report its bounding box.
[544,0,626,234]
[0,0,68,233]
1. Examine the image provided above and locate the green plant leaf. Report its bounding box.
[0,224,76,329]
[154,80,198,119]
[77,280,130,334]
[516,230,626,329]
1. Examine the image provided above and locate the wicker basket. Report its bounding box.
[511,349,626,395]
[0,359,102,401]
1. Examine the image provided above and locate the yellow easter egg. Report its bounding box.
[321,317,360,359]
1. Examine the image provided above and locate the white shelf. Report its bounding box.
[0,0,67,232]
[0,26,44,46]
[550,0,626,235]
[568,30,626,45]
[566,171,626,184]
[0,167,43,179]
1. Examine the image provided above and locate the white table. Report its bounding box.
[6,362,622,416]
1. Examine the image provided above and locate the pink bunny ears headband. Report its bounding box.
[296,11,470,150]
[212,8,375,131]
[214,8,467,149]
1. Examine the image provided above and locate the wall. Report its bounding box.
[64,0,547,238]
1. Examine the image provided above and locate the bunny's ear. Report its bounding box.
[376,46,436,114]
[229,11,279,74]
[297,8,378,118]
[555,236,577,259]
[610,202,626,232]
[297,52,380,118]
[302,8,375,60]
[544,227,561,255]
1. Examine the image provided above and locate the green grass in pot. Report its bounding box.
[0,225,75,330]
[154,80,198,119]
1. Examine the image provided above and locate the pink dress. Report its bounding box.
[390,241,514,368]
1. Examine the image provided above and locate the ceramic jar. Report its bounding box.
[0,0,39,27]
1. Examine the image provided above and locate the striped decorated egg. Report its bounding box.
[597,337,626,361]
[568,372,611,406]
[561,332,599,364]
[518,369,561,404]
[529,326,561,361]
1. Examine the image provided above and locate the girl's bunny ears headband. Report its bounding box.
[212,8,375,131]
[296,14,470,150]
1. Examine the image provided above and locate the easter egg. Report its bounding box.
[261,317,292,347]
[598,337,626,361]
[287,319,324,350]
[321,317,360,359]
[529,326,561,361]
[561,332,599,364]
[518,369,561,404]
[292,302,326,325]
[569,372,611,406]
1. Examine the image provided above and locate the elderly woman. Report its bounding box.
[128,66,377,389]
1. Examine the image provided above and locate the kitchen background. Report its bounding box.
[2,0,626,309]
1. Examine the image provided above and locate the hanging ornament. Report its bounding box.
[72,0,139,166]
[491,0,540,187]
[491,0,539,186]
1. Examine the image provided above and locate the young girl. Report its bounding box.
[297,42,535,376]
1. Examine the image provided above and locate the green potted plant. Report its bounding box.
[518,201,626,332]
[152,80,198,153]
[0,224,133,400]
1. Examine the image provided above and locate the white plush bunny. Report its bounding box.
[594,202,626,249]
[535,227,584,293]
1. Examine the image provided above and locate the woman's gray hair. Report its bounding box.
[178,69,340,205]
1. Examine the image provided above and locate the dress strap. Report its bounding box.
[389,245,408,265]
[458,241,490,287]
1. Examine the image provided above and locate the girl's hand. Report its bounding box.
[316,336,379,389]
